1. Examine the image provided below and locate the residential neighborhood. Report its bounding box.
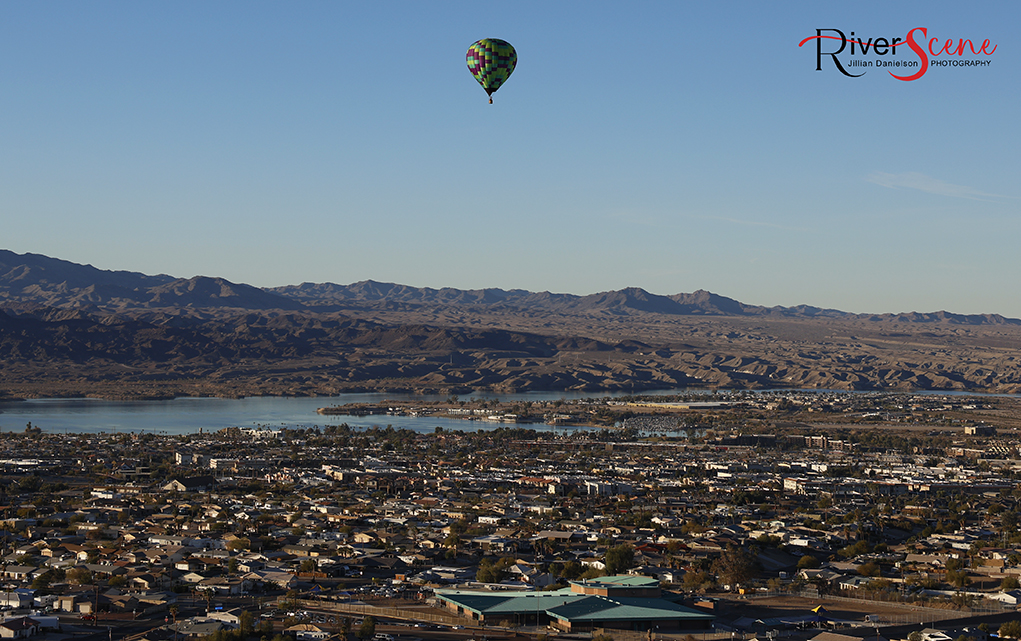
[2,392,1021,641]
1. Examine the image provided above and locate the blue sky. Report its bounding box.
[2,2,1018,315]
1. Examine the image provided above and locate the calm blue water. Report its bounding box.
[0,388,1000,436]
[0,390,687,435]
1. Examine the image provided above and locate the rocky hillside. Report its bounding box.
[2,249,1020,399]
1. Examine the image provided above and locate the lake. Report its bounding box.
[0,389,695,436]
[0,387,995,436]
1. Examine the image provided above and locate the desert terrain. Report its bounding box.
[1,249,1020,400]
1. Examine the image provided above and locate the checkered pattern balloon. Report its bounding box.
[466,38,516,101]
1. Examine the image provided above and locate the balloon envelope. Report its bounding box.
[466,38,517,98]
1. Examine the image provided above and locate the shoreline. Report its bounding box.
[3,384,1017,404]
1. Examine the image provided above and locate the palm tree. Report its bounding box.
[169,604,180,641]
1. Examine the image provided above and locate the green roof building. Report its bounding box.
[435,575,714,633]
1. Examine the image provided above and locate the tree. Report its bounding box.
[797,555,820,570]
[477,560,503,584]
[1002,576,1020,590]
[1001,622,1021,640]
[258,620,274,637]
[682,570,712,593]
[66,568,94,585]
[31,571,53,591]
[239,610,255,636]
[280,589,299,611]
[713,545,760,588]
[444,533,461,551]
[839,540,870,559]
[226,538,251,552]
[947,569,971,589]
[1002,512,1019,533]
[559,561,583,580]
[605,544,635,575]
[951,592,974,609]
[357,616,376,640]
[477,557,515,584]
[857,562,881,577]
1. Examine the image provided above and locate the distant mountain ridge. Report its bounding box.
[268,280,1019,325]
[0,250,301,311]
[1,249,1017,325]
[4,249,1021,398]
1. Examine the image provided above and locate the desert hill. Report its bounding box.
[0,250,300,312]
[4,249,1017,324]
[1,249,1020,399]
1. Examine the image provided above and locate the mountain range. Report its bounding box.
[1,249,1020,399]
[2,250,1017,325]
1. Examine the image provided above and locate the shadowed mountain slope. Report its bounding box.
[2,249,1021,399]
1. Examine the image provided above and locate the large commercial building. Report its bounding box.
[435,575,715,634]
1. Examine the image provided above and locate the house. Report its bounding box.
[136,627,178,641]
[630,565,681,583]
[178,572,208,585]
[130,573,171,591]
[988,590,1021,605]
[0,592,32,609]
[0,617,40,639]
[197,577,248,596]
[204,609,243,627]
[838,576,872,590]
[917,627,987,641]
[1,567,35,581]
[173,618,233,638]
[57,594,92,613]
[236,559,264,573]
[163,477,218,493]
[133,592,177,616]
[470,535,518,553]
[106,594,141,614]
[284,624,330,641]
[245,571,296,590]
[798,568,843,584]
[810,632,889,641]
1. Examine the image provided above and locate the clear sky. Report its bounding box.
[2,2,1018,316]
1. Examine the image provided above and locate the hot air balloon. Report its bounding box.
[466,38,516,104]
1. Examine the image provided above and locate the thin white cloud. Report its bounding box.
[867,171,1008,200]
